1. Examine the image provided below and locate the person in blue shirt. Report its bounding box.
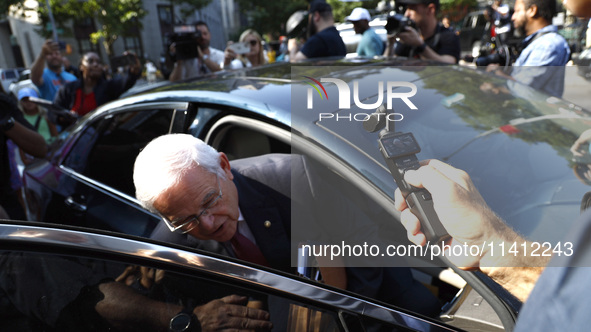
[491,0,570,97]
[30,40,77,102]
[345,7,385,57]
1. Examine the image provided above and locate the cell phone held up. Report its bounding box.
[228,42,250,55]
[110,54,135,69]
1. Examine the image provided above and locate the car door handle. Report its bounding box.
[65,195,87,213]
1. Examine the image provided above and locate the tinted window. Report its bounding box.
[0,250,343,332]
[3,70,17,79]
[63,109,173,196]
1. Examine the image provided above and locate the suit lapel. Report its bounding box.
[232,170,293,273]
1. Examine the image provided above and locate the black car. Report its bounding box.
[22,58,591,331]
[459,10,491,57]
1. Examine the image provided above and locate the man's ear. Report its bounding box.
[527,4,538,18]
[219,152,234,180]
[428,3,437,15]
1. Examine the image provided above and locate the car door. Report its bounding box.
[28,102,190,237]
[198,111,516,332]
[0,221,460,332]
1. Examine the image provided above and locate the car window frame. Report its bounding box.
[0,221,457,332]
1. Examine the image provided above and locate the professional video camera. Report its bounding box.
[166,25,202,60]
[385,13,417,35]
[474,41,521,67]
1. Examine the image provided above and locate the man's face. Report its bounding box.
[307,12,319,37]
[512,0,529,36]
[46,49,63,71]
[153,161,240,242]
[352,20,363,34]
[80,53,104,80]
[404,4,429,26]
[196,24,211,49]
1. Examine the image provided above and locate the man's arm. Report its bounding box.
[31,40,56,87]
[4,121,47,158]
[394,159,548,302]
[396,27,457,64]
[96,282,272,331]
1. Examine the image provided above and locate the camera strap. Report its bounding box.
[518,29,553,52]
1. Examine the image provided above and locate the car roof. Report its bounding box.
[100,59,591,242]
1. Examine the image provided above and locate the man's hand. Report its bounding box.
[394,159,504,268]
[194,295,272,331]
[395,26,423,48]
[41,40,60,57]
[124,51,142,75]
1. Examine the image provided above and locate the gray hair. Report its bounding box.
[133,134,225,213]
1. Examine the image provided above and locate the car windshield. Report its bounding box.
[296,66,591,243]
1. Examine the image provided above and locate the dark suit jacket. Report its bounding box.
[150,154,295,274]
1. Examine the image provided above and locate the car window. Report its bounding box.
[2,70,17,80]
[0,249,347,332]
[63,109,173,196]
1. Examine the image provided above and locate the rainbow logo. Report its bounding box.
[302,76,328,100]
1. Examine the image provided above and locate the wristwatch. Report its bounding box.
[0,116,15,132]
[169,307,200,332]
[415,42,427,54]
[202,54,209,61]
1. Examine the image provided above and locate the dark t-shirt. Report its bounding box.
[300,26,347,58]
[394,23,460,63]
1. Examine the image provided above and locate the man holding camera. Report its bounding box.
[384,0,460,64]
[169,21,224,82]
[503,0,570,97]
[289,0,346,61]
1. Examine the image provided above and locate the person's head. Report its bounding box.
[134,134,240,242]
[397,0,439,27]
[442,16,451,28]
[194,21,212,49]
[45,47,63,72]
[80,52,104,80]
[18,87,40,115]
[346,7,371,34]
[563,0,591,17]
[239,29,265,65]
[512,0,556,36]
[308,0,334,36]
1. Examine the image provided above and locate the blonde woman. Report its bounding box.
[223,29,267,69]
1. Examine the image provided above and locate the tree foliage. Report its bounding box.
[235,0,308,37]
[34,0,146,56]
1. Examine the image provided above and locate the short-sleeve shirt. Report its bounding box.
[357,28,385,56]
[37,68,77,101]
[300,26,347,58]
[394,23,461,63]
[176,48,224,80]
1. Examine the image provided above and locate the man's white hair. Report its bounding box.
[133,134,225,213]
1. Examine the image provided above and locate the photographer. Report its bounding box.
[491,0,570,97]
[169,21,224,82]
[384,0,460,64]
[289,0,346,61]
